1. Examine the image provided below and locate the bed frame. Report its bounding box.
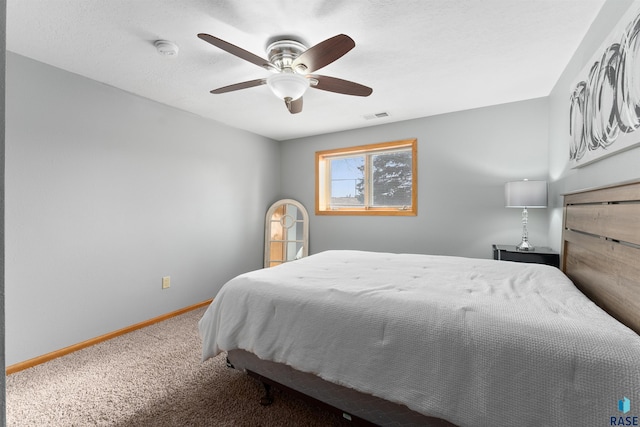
[227,349,454,426]
[227,179,640,426]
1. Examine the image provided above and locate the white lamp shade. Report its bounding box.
[267,73,309,100]
[505,180,547,208]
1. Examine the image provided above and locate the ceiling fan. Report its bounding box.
[197,33,373,114]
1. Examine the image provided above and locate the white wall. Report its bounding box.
[5,53,280,365]
[280,98,550,259]
[547,0,640,250]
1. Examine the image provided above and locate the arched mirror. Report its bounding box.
[264,199,309,268]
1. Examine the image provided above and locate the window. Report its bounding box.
[316,139,417,215]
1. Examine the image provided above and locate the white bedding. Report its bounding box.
[199,250,640,426]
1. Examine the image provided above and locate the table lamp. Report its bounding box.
[505,179,547,251]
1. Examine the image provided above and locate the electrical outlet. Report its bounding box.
[162,276,171,289]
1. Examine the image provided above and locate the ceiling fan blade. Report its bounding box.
[292,34,355,73]
[285,97,303,114]
[310,75,373,97]
[198,33,275,71]
[210,79,267,94]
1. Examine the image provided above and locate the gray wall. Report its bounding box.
[547,0,640,249]
[280,98,550,259]
[1,0,7,422]
[5,53,280,365]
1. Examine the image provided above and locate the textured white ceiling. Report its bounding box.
[7,0,607,141]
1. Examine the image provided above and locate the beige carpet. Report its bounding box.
[6,307,346,426]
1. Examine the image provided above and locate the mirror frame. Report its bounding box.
[264,199,309,268]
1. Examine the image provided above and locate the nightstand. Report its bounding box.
[492,244,560,268]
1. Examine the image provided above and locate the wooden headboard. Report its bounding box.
[562,180,640,335]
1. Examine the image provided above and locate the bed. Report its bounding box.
[199,180,640,426]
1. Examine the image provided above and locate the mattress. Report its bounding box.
[199,250,640,426]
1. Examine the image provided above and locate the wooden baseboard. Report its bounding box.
[6,299,213,375]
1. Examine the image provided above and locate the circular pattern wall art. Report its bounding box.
[569,2,640,168]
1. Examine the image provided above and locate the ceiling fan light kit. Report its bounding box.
[197,32,372,114]
[267,73,309,101]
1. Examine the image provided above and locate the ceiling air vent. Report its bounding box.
[364,112,390,120]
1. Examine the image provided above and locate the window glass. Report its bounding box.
[371,151,413,207]
[330,156,364,207]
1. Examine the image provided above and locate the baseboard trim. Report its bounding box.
[6,299,213,375]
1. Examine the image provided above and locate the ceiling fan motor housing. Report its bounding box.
[266,40,307,72]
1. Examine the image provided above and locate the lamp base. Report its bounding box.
[516,240,535,251]
[516,207,534,251]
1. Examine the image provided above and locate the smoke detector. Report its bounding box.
[154,40,179,57]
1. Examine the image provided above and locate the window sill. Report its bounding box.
[315,208,417,216]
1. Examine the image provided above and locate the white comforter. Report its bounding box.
[199,250,640,426]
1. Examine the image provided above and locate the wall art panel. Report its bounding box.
[569,1,640,167]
